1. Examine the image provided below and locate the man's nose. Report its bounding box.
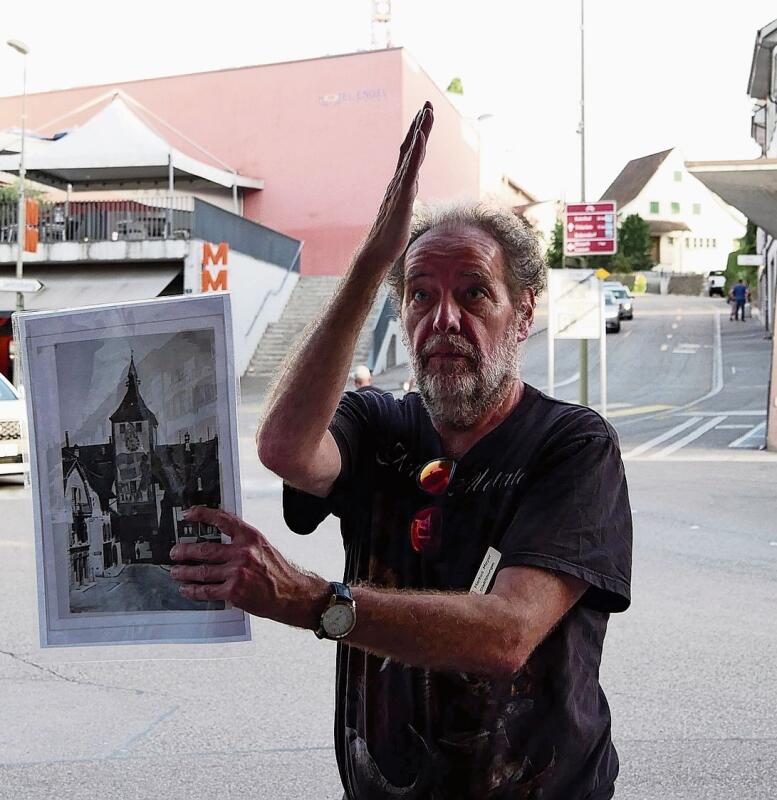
[432,295,461,334]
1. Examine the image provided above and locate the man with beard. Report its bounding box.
[170,102,632,799]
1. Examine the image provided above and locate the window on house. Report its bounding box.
[685,238,690,248]
[135,422,142,432]
[693,203,701,214]
[713,238,717,248]
[674,171,682,182]
[671,202,680,214]
[649,201,659,214]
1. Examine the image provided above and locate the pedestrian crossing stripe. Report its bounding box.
[607,404,674,418]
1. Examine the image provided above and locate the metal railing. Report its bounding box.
[0,195,194,245]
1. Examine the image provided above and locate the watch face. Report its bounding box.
[322,603,355,638]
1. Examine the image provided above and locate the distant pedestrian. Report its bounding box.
[731,279,750,321]
[353,364,373,391]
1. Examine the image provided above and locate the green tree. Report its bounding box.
[618,214,652,270]
[446,77,464,95]
[725,220,757,294]
[0,180,44,203]
[546,219,564,268]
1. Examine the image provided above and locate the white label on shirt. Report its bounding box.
[470,547,501,594]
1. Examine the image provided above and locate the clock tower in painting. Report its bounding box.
[110,354,158,516]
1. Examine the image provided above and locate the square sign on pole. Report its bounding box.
[564,201,617,257]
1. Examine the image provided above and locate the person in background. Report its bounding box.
[731,279,750,321]
[353,365,373,389]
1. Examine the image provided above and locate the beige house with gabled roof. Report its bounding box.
[600,148,746,273]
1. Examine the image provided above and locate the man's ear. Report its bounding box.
[516,289,536,341]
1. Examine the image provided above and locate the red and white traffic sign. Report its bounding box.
[564,201,617,256]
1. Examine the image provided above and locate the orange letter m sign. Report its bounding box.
[201,241,229,292]
[202,241,229,267]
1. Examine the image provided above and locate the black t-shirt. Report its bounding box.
[283,384,632,800]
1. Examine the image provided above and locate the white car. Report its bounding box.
[707,270,726,297]
[0,372,28,477]
[604,291,621,333]
[603,281,634,320]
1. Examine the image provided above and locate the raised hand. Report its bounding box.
[360,100,434,268]
[169,506,327,629]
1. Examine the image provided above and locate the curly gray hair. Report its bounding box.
[385,201,547,309]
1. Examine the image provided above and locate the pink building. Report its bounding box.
[0,48,481,276]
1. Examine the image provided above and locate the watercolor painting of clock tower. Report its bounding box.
[109,355,160,564]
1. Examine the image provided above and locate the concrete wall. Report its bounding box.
[188,239,299,376]
[0,49,481,278]
[0,239,188,265]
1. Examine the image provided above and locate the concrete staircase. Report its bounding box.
[245,275,388,383]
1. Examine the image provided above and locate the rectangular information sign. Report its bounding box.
[565,201,617,256]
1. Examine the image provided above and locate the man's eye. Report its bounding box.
[411,289,428,302]
[466,287,486,300]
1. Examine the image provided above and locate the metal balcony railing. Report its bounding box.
[0,195,194,245]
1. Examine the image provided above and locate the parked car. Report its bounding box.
[603,281,634,320]
[604,291,621,333]
[707,270,726,297]
[0,372,27,477]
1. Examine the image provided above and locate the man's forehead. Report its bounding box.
[405,225,504,275]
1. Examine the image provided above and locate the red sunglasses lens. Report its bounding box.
[418,459,455,496]
[410,506,442,554]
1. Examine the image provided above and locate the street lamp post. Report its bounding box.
[7,38,29,388]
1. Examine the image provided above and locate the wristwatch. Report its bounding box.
[315,582,356,640]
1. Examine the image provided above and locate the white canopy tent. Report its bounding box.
[0,94,263,207]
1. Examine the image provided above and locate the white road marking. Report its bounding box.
[728,421,767,449]
[660,344,669,352]
[679,410,765,417]
[672,344,701,354]
[623,329,632,338]
[672,323,678,329]
[716,424,756,429]
[650,416,728,458]
[731,366,736,375]
[626,416,703,458]
[666,334,673,339]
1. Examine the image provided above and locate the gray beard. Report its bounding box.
[402,320,523,431]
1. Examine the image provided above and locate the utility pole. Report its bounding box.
[578,0,588,406]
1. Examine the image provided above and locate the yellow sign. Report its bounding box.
[595,268,611,280]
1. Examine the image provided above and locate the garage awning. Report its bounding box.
[686,159,777,237]
[0,265,181,314]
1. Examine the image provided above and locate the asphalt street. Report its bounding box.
[1,293,776,799]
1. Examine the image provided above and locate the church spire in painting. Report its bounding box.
[109,353,158,427]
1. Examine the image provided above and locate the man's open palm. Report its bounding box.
[362,101,434,268]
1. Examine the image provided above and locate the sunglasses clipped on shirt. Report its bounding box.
[409,458,457,555]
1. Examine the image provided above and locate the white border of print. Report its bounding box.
[16,293,251,647]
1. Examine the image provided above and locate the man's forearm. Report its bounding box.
[345,586,527,679]
[257,254,388,467]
